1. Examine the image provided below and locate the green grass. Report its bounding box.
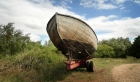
[0,48,140,82]
[0,47,70,82]
[94,57,140,69]
[59,57,140,82]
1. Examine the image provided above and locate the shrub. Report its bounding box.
[95,44,115,58]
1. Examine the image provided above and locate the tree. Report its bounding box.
[130,36,140,58]
[0,23,30,55]
[95,44,115,58]
[99,37,131,58]
[26,40,44,51]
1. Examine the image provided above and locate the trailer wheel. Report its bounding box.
[86,61,90,71]
[89,61,94,72]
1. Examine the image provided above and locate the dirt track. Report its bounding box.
[112,64,140,82]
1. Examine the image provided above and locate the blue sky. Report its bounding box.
[52,0,140,18]
[0,0,140,44]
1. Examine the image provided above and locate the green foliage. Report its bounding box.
[26,41,44,51]
[1,55,140,82]
[130,36,140,58]
[0,23,30,55]
[0,44,69,82]
[95,44,115,58]
[0,23,139,81]
[1,22,139,81]
[97,37,131,58]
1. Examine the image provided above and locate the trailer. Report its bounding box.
[46,13,98,72]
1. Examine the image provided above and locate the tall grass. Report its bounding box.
[0,47,71,82]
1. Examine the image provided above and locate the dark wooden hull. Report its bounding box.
[47,13,98,59]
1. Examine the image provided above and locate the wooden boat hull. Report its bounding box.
[47,13,98,59]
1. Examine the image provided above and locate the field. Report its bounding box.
[0,49,140,82]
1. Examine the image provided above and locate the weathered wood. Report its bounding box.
[47,13,98,59]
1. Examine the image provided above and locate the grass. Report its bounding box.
[60,57,140,82]
[0,47,70,82]
[93,57,140,69]
[0,48,140,82]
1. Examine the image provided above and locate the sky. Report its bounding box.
[0,0,140,44]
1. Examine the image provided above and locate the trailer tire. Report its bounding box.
[86,61,90,71]
[89,61,94,72]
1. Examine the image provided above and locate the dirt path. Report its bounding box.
[112,64,140,82]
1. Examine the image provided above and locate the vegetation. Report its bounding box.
[0,23,70,82]
[95,44,115,58]
[130,36,140,58]
[0,23,139,58]
[95,37,132,58]
[0,55,139,82]
[0,23,30,55]
[0,47,69,82]
[0,23,140,81]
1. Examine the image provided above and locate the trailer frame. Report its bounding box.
[65,55,94,72]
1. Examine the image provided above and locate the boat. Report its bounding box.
[47,13,98,71]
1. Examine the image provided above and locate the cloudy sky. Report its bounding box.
[0,0,140,44]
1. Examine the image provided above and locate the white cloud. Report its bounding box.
[113,0,127,4]
[86,16,140,41]
[0,0,84,44]
[134,0,140,4]
[80,0,117,10]
[29,34,41,42]
[59,0,73,9]
[80,0,131,10]
[120,6,125,10]
[0,0,140,44]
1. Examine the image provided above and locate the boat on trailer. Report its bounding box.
[47,13,98,72]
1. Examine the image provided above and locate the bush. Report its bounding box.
[99,37,131,58]
[95,44,115,58]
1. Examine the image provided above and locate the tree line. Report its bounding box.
[95,37,131,58]
[0,23,57,56]
[95,36,140,58]
[0,23,140,58]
